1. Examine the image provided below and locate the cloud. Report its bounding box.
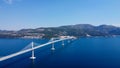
[112,24,120,27]
[4,0,13,4]
[3,0,21,4]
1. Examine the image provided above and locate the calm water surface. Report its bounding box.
[0,37,120,68]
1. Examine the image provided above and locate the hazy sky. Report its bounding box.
[0,0,120,30]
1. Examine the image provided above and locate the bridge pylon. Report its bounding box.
[62,40,64,46]
[68,39,70,43]
[51,42,55,50]
[30,42,36,60]
[51,38,55,50]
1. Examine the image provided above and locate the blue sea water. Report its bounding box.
[1,37,120,68]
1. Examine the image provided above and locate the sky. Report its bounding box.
[0,0,120,30]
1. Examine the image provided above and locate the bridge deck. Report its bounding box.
[0,37,73,61]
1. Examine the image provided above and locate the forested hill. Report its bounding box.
[0,24,120,38]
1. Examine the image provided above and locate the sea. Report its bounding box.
[1,37,120,68]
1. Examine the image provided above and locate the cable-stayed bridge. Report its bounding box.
[0,36,76,62]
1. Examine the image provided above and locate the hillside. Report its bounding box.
[0,24,120,38]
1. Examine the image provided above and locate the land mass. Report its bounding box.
[0,24,120,38]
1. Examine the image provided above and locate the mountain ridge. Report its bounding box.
[0,24,120,38]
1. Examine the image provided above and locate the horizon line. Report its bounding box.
[0,24,120,31]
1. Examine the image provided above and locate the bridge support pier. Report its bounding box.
[51,42,55,50]
[30,42,36,60]
[68,40,70,43]
[62,40,64,46]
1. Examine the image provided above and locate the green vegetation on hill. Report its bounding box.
[0,24,120,38]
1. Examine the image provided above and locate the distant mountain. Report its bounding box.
[60,24,95,29]
[0,24,120,38]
